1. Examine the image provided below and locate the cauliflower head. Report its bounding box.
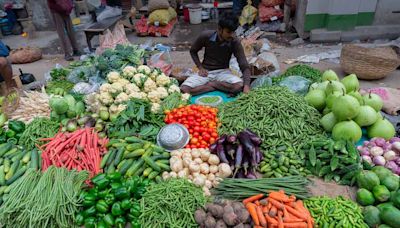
[137,65,151,75]
[115,92,129,104]
[107,71,121,83]
[181,93,191,101]
[151,103,161,113]
[147,91,161,103]
[109,82,124,96]
[168,84,180,94]
[149,70,159,81]
[98,92,114,106]
[133,73,147,87]
[128,92,144,99]
[156,73,171,86]
[117,78,130,87]
[143,78,157,93]
[122,66,137,76]
[156,87,169,99]
[99,83,112,93]
[124,83,140,95]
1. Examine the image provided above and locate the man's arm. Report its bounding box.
[233,40,251,92]
[190,34,205,70]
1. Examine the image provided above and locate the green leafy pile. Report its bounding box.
[273,64,322,83]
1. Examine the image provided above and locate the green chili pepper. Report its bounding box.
[5,130,15,139]
[96,200,109,213]
[130,203,140,217]
[131,221,141,228]
[83,193,96,207]
[110,182,122,190]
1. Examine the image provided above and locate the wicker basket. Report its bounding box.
[340,44,400,80]
[2,88,20,117]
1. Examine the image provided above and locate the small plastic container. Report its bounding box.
[157,124,190,151]
[195,95,223,107]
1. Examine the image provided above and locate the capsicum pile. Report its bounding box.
[76,173,149,228]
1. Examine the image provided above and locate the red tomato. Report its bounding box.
[189,129,194,134]
[193,132,200,137]
[209,138,216,144]
[211,132,218,138]
[193,126,200,132]
[190,138,199,144]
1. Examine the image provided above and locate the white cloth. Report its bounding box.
[182,69,243,88]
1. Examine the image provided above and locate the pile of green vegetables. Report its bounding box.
[102,136,170,182]
[219,86,325,152]
[212,176,310,200]
[18,117,60,150]
[273,64,322,83]
[107,99,165,141]
[140,178,208,228]
[161,92,189,112]
[50,68,70,81]
[50,94,86,122]
[77,173,149,228]
[302,137,362,185]
[46,80,75,96]
[0,166,88,228]
[304,196,368,228]
[0,120,26,144]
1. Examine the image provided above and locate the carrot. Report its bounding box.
[283,222,308,228]
[246,203,260,226]
[254,226,263,228]
[269,206,278,217]
[306,216,313,228]
[283,217,304,223]
[269,191,292,203]
[257,206,267,227]
[283,207,290,220]
[265,213,278,225]
[262,206,269,214]
[269,198,285,210]
[284,205,308,220]
[267,202,272,211]
[255,200,260,206]
[243,193,264,205]
[278,211,284,228]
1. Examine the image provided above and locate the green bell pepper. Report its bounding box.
[110,182,122,190]
[131,221,141,228]
[121,198,132,210]
[5,130,15,139]
[103,214,115,226]
[83,206,96,217]
[84,217,96,228]
[96,200,109,213]
[97,220,109,228]
[104,193,115,205]
[83,193,96,207]
[115,216,126,228]
[114,187,130,199]
[8,120,25,133]
[91,174,109,190]
[111,202,123,216]
[75,212,85,226]
[107,172,122,182]
[98,189,109,199]
[130,203,140,217]
[88,188,98,197]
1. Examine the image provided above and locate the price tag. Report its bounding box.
[271,16,278,21]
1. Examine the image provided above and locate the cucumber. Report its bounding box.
[380,206,400,227]
[117,159,127,169]
[6,166,27,185]
[11,152,24,162]
[107,165,116,174]
[132,165,146,177]
[0,158,3,164]
[3,159,10,173]
[0,166,5,185]
[119,159,134,175]
[124,149,146,159]
[112,142,127,148]
[4,148,18,157]
[155,176,163,184]
[142,156,161,172]
[22,152,31,164]
[125,136,143,143]
[151,145,165,153]
[143,167,153,177]
[126,159,144,177]
[156,159,169,165]
[106,139,121,148]
[0,186,7,195]
[155,161,171,171]
[106,149,117,166]
[125,143,143,152]
[0,143,12,157]
[114,148,125,166]
[100,151,112,168]
[150,155,170,161]
[5,160,19,181]
[143,142,152,150]
[30,150,39,170]
[148,171,159,180]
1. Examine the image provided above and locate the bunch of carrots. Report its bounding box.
[39,128,108,179]
[243,190,314,228]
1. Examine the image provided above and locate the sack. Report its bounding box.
[278,76,311,95]
[251,75,272,89]
[362,87,400,115]
[148,0,170,13]
[239,0,257,26]
[168,7,177,19]
[9,47,42,64]
[259,5,283,22]
[55,0,73,14]
[96,6,122,21]
[261,0,283,7]
[148,9,171,25]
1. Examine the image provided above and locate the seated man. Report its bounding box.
[180,13,251,95]
[0,41,16,93]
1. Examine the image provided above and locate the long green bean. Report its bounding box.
[18,117,59,150]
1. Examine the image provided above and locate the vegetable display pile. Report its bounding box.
[0,120,25,144]
[302,137,362,185]
[212,176,310,200]
[18,117,60,150]
[9,91,51,123]
[0,166,88,228]
[50,67,70,81]
[219,86,324,152]
[46,80,75,96]
[0,143,41,205]
[163,148,231,196]
[77,173,149,228]
[40,128,108,179]
[103,136,170,182]
[304,196,368,227]
[165,104,219,148]
[273,64,322,83]
[49,94,86,122]
[139,178,208,228]
[243,190,314,228]
[358,137,400,174]
[210,130,263,179]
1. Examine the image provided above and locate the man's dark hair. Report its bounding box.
[218,12,239,32]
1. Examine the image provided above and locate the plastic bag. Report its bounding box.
[250,75,272,89]
[278,76,311,95]
[239,0,257,26]
[67,65,96,84]
[72,82,99,95]
[148,51,173,76]
[18,69,36,84]
[96,6,122,21]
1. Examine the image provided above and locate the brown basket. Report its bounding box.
[2,88,20,117]
[340,44,400,80]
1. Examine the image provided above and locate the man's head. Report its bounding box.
[217,12,239,42]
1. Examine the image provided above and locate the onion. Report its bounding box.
[370,146,384,156]
[363,141,369,147]
[368,142,376,147]
[375,138,386,147]
[392,142,400,152]
[396,157,400,165]
[357,146,363,151]
[373,156,386,166]
[360,149,370,156]
[362,155,373,165]
[389,137,400,143]
[384,150,397,161]
[385,161,398,173]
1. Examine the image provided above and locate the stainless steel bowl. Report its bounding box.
[157,123,190,151]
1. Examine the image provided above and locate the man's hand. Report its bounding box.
[243,85,250,93]
[198,67,208,77]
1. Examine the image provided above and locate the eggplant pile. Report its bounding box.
[210,129,263,179]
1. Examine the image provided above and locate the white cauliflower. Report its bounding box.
[98,92,114,106]
[117,78,130,87]
[115,92,129,104]
[109,104,127,114]
[109,104,119,113]
[122,66,137,76]
[156,87,169,99]
[99,83,112,93]
[109,82,124,96]
[139,92,148,99]
[147,91,161,103]
[149,70,159,80]
[181,93,191,101]
[151,103,161,113]
[107,71,121,83]
[137,65,151,75]
[143,78,157,93]
[129,92,144,99]
[133,73,147,86]
[124,83,140,95]
[168,84,180,94]
[116,104,127,113]
[156,73,171,86]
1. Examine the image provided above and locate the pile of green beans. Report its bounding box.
[18,117,60,150]
[0,166,88,228]
[304,196,369,228]
[140,178,208,228]
[273,64,322,83]
[219,86,325,152]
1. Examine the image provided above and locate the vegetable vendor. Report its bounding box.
[180,12,251,95]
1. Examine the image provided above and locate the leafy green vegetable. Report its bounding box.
[50,68,70,81]
[273,64,322,83]
[46,80,75,95]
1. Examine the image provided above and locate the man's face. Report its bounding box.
[218,28,235,42]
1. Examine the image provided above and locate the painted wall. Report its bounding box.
[373,0,400,25]
[31,0,55,31]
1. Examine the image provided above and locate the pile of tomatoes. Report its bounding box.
[164,105,219,149]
